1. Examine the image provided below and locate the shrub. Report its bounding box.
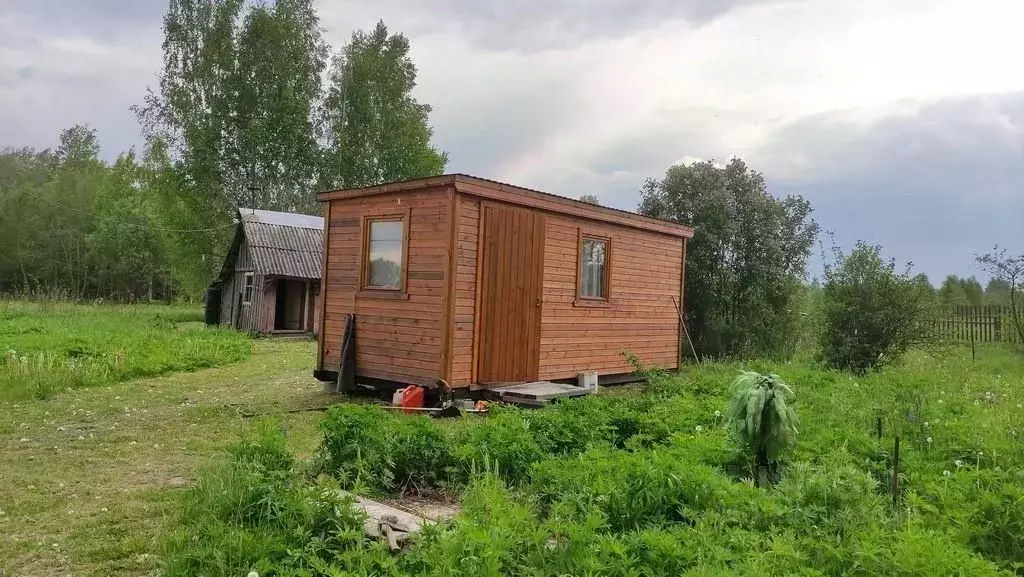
[316,404,455,494]
[820,242,935,373]
[454,406,544,485]
[163,423,391,577]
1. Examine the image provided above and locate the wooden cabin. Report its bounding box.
[206,208,324,335]
[314,174,693,389]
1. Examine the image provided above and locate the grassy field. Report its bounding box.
[164,345,1024,576]
[2,302,1023,576]
[0,301,253,400]
[0,337,328,577]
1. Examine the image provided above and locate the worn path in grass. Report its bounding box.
[0,339,333,577]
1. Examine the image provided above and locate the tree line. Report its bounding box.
[0,1,445,300]
[638,159,1024,368]
[2,0,1021,366]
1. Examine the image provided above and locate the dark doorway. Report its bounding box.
[274,279,307,331]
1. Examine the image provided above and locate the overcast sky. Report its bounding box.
[2,0,1023,282]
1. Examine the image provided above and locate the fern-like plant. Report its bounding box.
[727,370,798,486]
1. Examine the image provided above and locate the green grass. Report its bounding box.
[0,338,328,577]
[0,301,253,400]
[3,303,1022,577]
[164,344,1024,576]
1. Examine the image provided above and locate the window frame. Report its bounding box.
[242,272,254,304]
[576,230,612,303]
[359,209,410,296]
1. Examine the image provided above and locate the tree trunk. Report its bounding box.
[755,445,769,488]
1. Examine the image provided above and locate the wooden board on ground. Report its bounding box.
[340,490,458,552]
[487,381,592,407]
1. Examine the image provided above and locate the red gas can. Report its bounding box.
[401,385,424,414]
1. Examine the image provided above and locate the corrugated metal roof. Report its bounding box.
[239,209,324,279]
[238,207,324,230]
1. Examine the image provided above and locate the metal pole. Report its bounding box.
[671,296,700,366]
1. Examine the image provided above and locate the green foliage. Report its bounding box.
[938,274,984,306]
[638,158,819,359]
[0,128,185,300]
[320,20,447,190]
[163,420,398,577]
[0,301,251,400]
[727,371,798,470]
[168,346,1024,576]
[316,404,455,494]
[820,242,936,372]
[976,247,1024,344]
[453,406,544,485]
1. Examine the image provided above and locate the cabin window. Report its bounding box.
[242,272,254,304]
[362,216,407,290]
[578,233,610,300]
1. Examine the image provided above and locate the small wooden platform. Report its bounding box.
[487,381,592,407]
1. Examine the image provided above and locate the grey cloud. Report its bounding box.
[512,106,754,209]
[3,0,163,39]
[428,0,776,49]
[324,0,787,51]
[759,93,1024,281]
[432,74,584,175]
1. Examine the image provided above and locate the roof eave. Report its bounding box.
[316,173,694,238]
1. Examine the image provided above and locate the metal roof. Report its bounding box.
[238,207,324,230]
[238,208,324,279]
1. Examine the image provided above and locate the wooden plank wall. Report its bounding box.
[218,236,265,333]
[450,196,684,385]
[219,273,236,325]
[221,271,265,334]
[448,196,480,386]
[537,215,682,379]
[320,187,451,385]
[310,282,322,336]
[259,278,276,333]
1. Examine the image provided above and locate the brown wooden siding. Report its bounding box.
[448,194,683,385]
[448,196,480,386]
[320,187,452,385]
[537,215,682,378]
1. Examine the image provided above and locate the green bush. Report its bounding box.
[163,421,393,577]
[316,404,455,494]
[820,242,935,373]
[454,406,544,485]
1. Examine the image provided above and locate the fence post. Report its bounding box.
[892,435,901,510]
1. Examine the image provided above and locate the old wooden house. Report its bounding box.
[206,208,324,335]
[314,174,693,389]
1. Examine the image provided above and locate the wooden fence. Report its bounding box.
[929,305,1023,344]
